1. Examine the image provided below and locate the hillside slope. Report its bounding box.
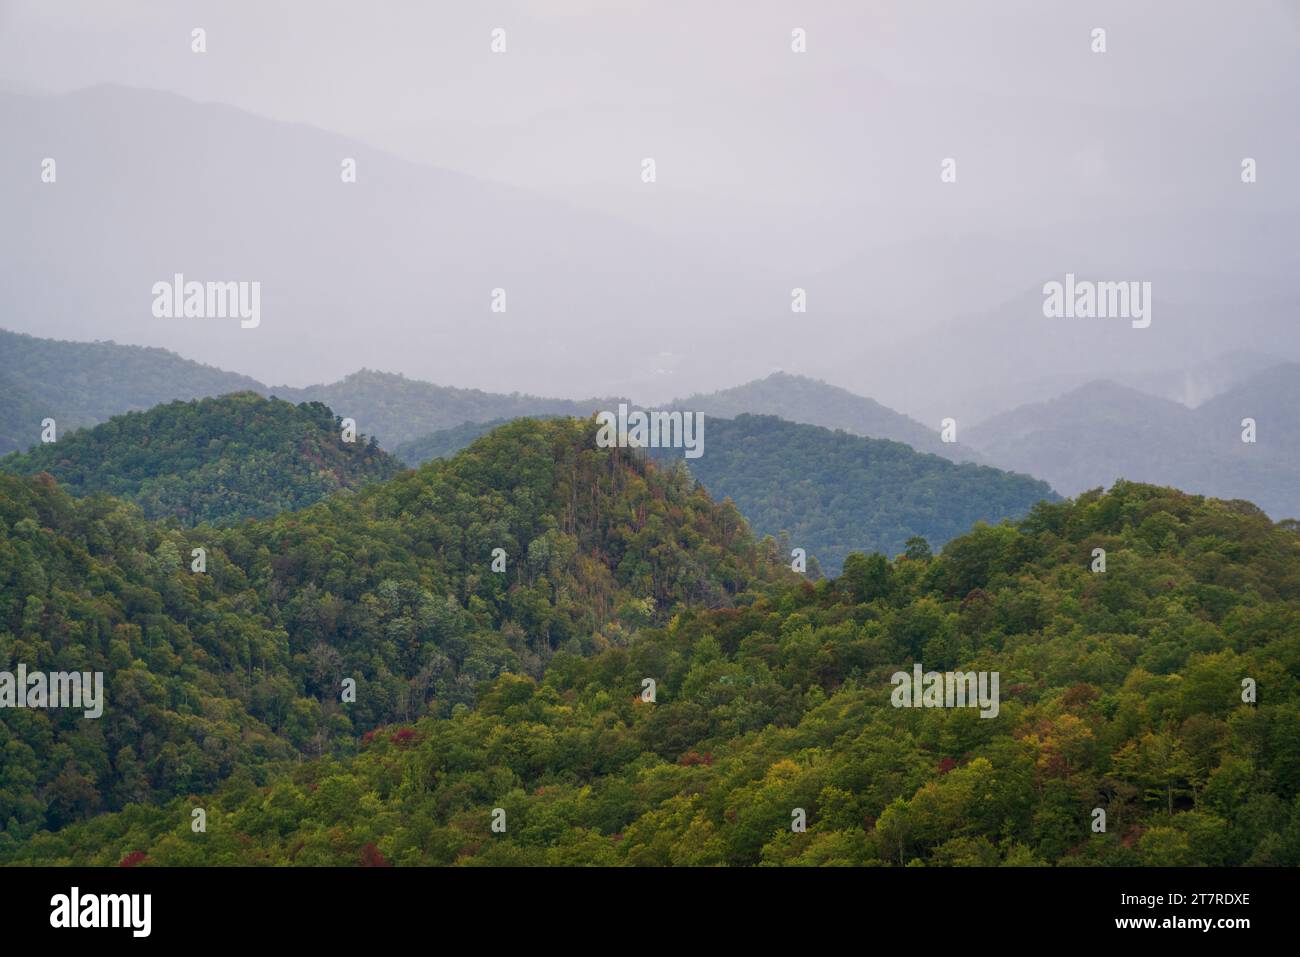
[0,417,780,840]
[10,481,1300,866]
[654,414,1054,574]
[395,414,1053,574]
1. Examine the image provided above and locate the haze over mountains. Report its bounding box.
[271,371,619,450]
[673,372,980,462]
[0,328,260,454]
[4,326,1298,525]
[877,278,1300,425]
[1,9,1297,560]
[0,328,615,454]
[0,82,772,403]
[0,327,977,461]
[0,330,1054,569]
[3,3,1298,412]
[965,368,1300,519]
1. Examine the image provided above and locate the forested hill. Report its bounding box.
[0,392,403,526]
[9,481,1300,866]
[0,417,780,842]
[394,414,1055,574]
[655,414,1056,574]
[0,328,263,455]
[0,370,47,456]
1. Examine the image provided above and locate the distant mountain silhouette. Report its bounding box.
[273,371,617,449]
[966,365,1300,519]
[0,327,622,453]
[0,84,782,400]
[0,327,262,454]
[673,372,981,462]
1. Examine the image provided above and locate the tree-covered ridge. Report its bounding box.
[7,481,1300,866]
[654,414,1056,574]
[0,393,402,526]
[0,328,624,456]
[395,413,1056,575]
[0,328,264,455]
[274,369,623,449]
[0,418,778,847]
[0,371,47,459]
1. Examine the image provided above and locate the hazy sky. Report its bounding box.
[2,1,1298,414]
[6,1,1299,195]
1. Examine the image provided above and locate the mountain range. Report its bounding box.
[271,371,617,450]
[6,325,1299,524]
[0,378,1055,574]
[5,8,1300,876]
[672,372,980,462]
[0,327,978,461]
[964,366,1300,520]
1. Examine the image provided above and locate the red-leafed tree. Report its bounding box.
[360,843,392,867]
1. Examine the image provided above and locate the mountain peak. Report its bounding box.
[675,372,980,463]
